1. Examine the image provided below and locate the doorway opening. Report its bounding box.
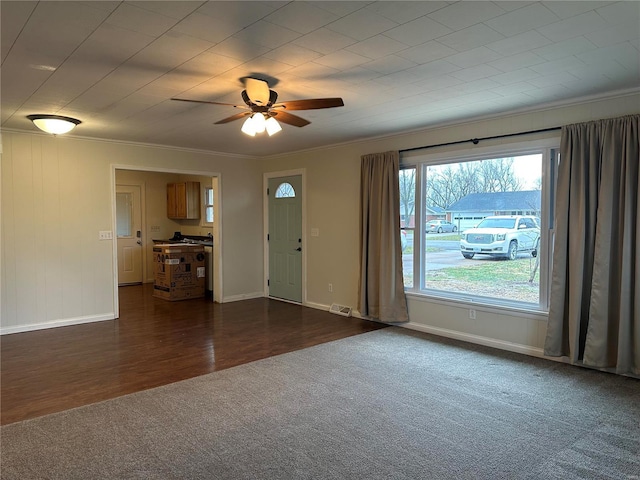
[113,166,222,317]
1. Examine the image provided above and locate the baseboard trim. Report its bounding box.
[304,301,329,311]
[222,292,264,303]
[403,322,545,358]
[0,313,116,335]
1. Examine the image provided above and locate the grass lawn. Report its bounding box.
[404,246,442,254]
[425,233,460,241]
[405,257,541,304]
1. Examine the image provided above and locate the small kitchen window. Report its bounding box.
[203,187,214,224]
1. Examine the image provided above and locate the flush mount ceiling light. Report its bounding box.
[27,114,81,135]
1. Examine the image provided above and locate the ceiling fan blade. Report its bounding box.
[214,111,251,124]
[271,110,310,127]
[273,98,344,111]
[245,78,271,105]
[171,97,246,108]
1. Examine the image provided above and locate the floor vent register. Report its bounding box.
[329,304,352,317]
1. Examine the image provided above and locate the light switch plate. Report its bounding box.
[311,228,319,237]
[99,231,113,240]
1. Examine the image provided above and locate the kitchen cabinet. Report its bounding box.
[167,182,200,219]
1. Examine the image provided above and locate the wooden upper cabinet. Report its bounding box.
[167,182,200,219]
[167,183,178,218]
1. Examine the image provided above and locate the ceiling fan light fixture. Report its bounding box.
[27,114,81,135]
[252,113,266,134]
[241,115,257,136]
[265,116,282,136]
[173,77,344,135]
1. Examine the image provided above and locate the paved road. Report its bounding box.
[403,234,464,271]
[403,239,535,272]
[426,240,459,251]
[403,249,476,272]
[402,233,462,270]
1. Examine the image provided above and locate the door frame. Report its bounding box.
[263,169,306,305]
[115,183,145,285]
[111,164,223,318]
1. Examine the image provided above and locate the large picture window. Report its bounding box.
[400,142,558,311]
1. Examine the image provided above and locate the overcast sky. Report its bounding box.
[513,154,542,189]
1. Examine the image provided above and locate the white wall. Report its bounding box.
[261,91,640,356]
[1,133,264,333]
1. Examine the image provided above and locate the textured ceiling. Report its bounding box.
[1,1,639,157]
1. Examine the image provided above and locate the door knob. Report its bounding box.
[296,247,302,252]
[137,240,142,245]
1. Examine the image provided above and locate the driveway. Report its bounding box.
[403,240,533,272]
[403,249,482,272]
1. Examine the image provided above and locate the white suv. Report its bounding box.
[460,215,540,260]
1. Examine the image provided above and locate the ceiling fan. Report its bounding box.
[171,77,344,136]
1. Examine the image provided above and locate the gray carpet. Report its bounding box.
[1,328,639,479]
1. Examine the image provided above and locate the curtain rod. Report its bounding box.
[399,126,562,154]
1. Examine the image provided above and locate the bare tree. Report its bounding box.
[479,158,522,192]
[533,177,542,190]
[399,168,415,227]
[425,157,523,209]
[456,162,482,197]
[529,252,540,283]
[426,164,461,210]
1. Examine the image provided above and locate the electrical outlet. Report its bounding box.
[469,309,476,320]
[328,283,333,292]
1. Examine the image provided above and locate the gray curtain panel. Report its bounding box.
[359,151,409,323]
[545,114,639,375]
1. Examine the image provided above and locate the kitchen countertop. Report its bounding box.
[153,236,213,247]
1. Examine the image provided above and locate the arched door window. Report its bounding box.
[275,182,296,198]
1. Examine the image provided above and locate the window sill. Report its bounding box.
[405,290,548,321]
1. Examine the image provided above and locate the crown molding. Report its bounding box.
[0,127,258,160]
[260,87,640,160]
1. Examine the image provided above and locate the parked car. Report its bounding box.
[460,215,540,260]
[426,220,457,233]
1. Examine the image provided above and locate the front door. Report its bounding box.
[268,175,302,303]
[116,185,143,285]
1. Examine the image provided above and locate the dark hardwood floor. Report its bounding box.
[1,284,386,425]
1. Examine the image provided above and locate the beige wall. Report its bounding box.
[115,170,213,283]
[2,91,637,346]
[1,133,263,333]
[261,91,640,356]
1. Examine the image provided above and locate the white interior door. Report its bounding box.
[116,185,143,285]
[268,175,302,303]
